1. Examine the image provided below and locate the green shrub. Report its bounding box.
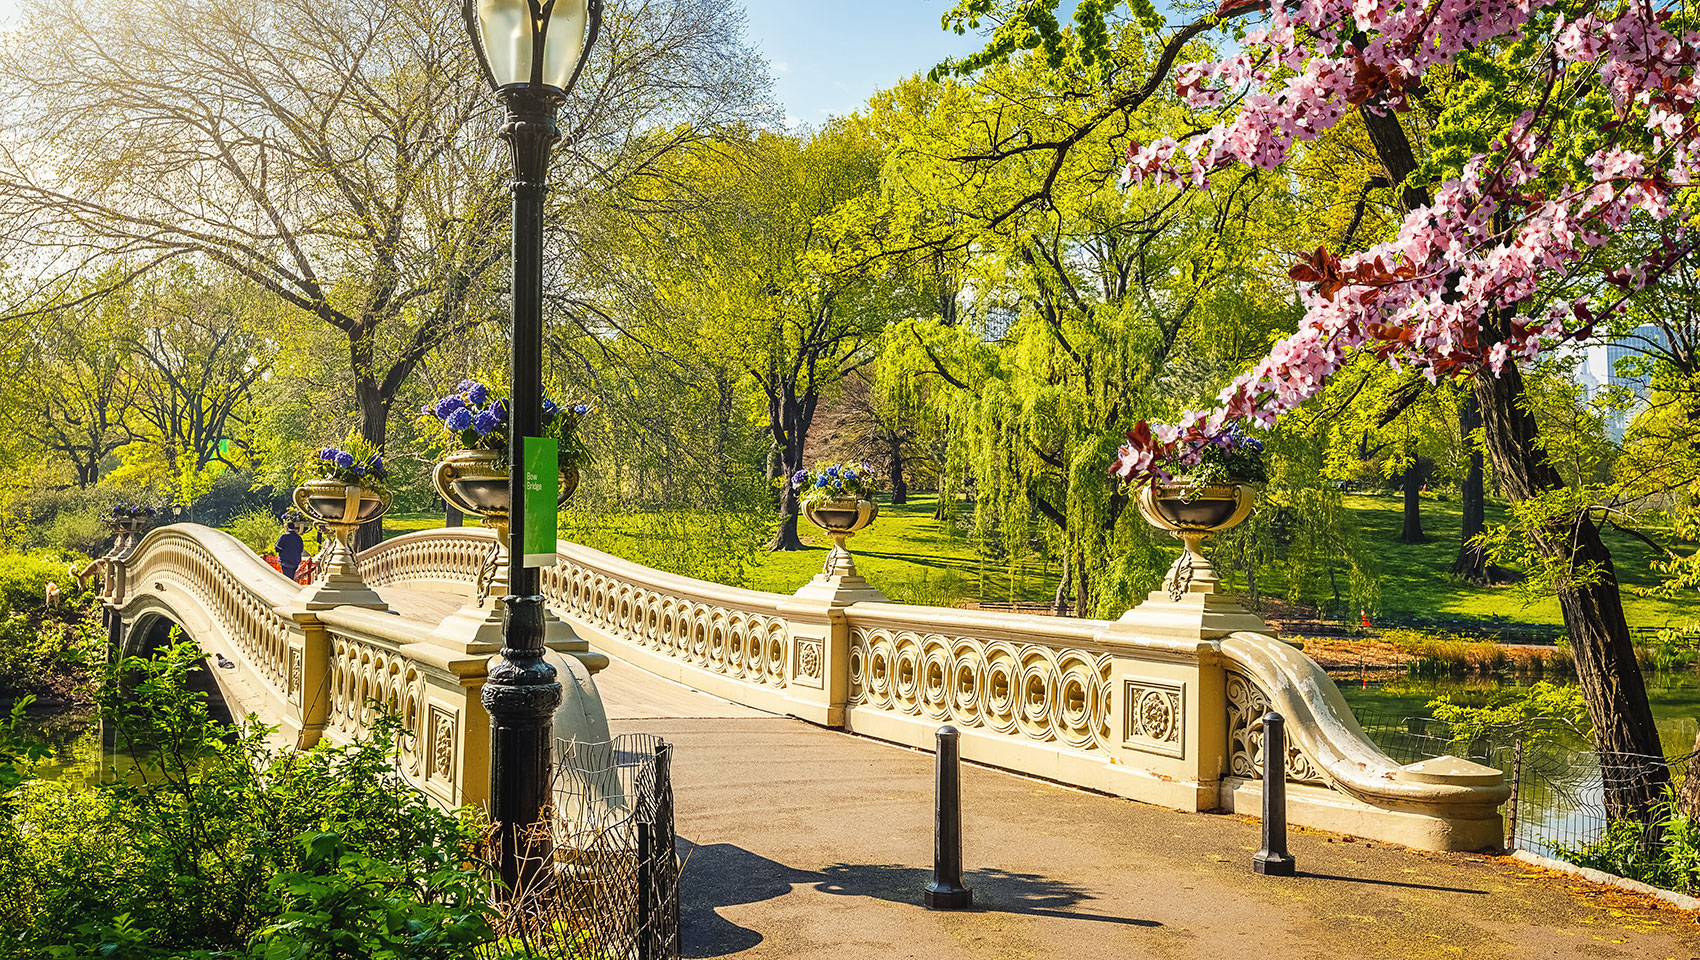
[227,506,284,556]
[0,553,80,616]
[0,639,498,958]
[1555,789,1700,894]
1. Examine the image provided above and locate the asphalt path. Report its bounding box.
[592,655,1700,960]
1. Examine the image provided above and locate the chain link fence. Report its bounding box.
[482,734,681,960]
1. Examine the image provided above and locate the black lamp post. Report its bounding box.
[461,0,602,896]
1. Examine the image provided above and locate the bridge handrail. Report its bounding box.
[117,524,303,699]
[1219,631,1511,808]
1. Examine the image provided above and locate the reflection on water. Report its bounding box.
[15,706,126,787]
[1339,670,1700,858]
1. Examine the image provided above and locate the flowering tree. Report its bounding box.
[941,0,1697,816]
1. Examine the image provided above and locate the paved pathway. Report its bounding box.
[592,653,1700,960]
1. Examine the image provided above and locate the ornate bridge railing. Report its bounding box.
[107,524,494,811]
[110,523,1508,851]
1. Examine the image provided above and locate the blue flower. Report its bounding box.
[445,408,473,432]
[420,402,433,415]
[843,469,857,481]
[435,395,464,419]
[815,476,829,488]
[573,404,590,415]
[825,465,839,478]
[473,409,501,436]
[790,469,807,486]
[350,464,366,476]
[491,400,507,421]
[369,456,385,473]
[832,479,844,489]
[466,382,489,405]
[318,447,335,461]
[333,451,355,469]
[542,399,559,415]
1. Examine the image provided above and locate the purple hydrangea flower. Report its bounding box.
[832,479,844,489]
[435,395,464,419]
[472,409,501,436]
[467,382,489,405]
[542,399,558,415]
[815,476,829,488]
[825,465,839,477]
[333,451,355,469]
[445,408,473,432]
[318,447,335,461]
[350,464,366,476]
[790,469,807,486]
[491,400,507,421]
[572,404,590,415]
[370,456,385,472]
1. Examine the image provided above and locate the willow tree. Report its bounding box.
[872,45,1298,615]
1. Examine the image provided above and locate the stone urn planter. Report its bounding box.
[1137,481,1257,601]
[102,515,149,557]
[803,497,878,579]
[433,448,579,599]
[292,479,392,609]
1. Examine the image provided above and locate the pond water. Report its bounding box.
[1337,670,1700,858]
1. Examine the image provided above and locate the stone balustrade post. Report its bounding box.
[285,610,334,749]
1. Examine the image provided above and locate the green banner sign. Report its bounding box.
[522,436,558,566]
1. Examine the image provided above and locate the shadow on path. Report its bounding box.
[677,839,1158,959]
[1295,869,1488,895]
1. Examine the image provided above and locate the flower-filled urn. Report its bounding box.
[422,379,590,601]
[291,436,392,609]
[1113,421,1265,603]
[794,462,880,580]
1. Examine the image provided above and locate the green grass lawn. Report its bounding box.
[1323,493,1694,629]
[374,490,1697,626]
[379,495,1057,607]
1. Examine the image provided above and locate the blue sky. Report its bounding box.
[740,1,985,126]
[0,0,986,124]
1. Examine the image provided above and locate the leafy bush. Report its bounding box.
[0,639,498,958]
[1556,789,1700,895]
[0,553,80,615]
[1426,680,1589,744]
[227,506,285,556]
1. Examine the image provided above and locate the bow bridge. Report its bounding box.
[96,523,1508,850]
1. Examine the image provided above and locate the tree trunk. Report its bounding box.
[1474,363,1667,819]
[770,481,805,551]
[766,392,810,552]
[1052,552,1070,617]
[1400,460,1427,543]
[1680,731,1700,820]
[887,437,908,505]
[352,370,388,552]
[1451,396,1493,583]
[1074,549,1089,619]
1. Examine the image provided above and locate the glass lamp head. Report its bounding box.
[462,0,600,94]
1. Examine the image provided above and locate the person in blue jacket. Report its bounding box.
[275,518,305,579]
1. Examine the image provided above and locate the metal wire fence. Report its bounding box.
[481,734,681,960]
[1352,709,1697,868]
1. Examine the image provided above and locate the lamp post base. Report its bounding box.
[1253,851,1296,876]
[923,882,973,910]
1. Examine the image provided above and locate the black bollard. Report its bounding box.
[1253,710,1296,876]
[923,725,973,909]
